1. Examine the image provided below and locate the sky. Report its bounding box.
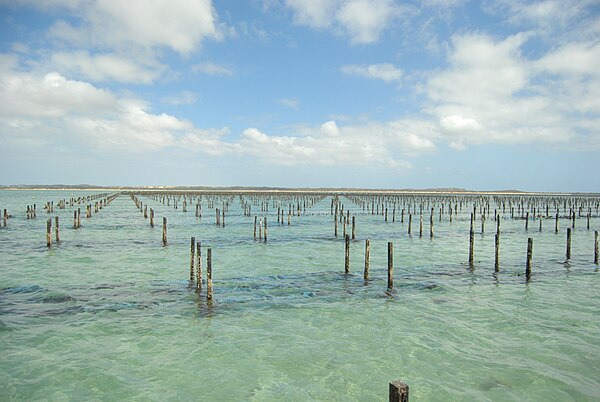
[0,0,599,191]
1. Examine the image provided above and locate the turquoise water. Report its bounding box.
[1,190,599,401]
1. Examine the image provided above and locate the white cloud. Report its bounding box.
[51,51,164,84]
[285,0,401,44]
[0,71,117,118]
[278,98,300,110]
[425,32,599,149]
[192,62,234,76]
[239,119,436,168]
[47,0,221,54]
[341,63,403,82]
[336,0,397,44]
[161,91,199,106]
[0,64,217,154]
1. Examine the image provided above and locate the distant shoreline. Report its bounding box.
[1,185,597,196]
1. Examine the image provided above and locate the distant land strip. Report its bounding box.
[1,184,598,196]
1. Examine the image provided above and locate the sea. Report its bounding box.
[1,189,599,401]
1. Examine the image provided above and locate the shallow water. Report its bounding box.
[1,190,599,401]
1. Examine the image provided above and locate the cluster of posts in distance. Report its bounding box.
[125,190,599,293]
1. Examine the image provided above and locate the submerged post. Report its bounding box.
[389,381,409,402]
[207,248,213,302]
[264,217,268,242]
[344,234,350,274]
[494,233,499,272]
[364,238,370,280]
[46,218,52,247]
[55,216,60,243]
[594,231,598,265]
[196,241,202,292]
[566,228,572,260]
[162,217,167,246]
[387,242,394,290]
[190,236,195,282]
[526,238,533,281]
[469,214,475,267]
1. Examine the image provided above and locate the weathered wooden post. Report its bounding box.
[469,213,474,267]
[254,216,257,240]
[150,208,154,227]
[364,238,370,280]
[46,219,52,247]
[555,212,559,233]
[387,242,394,290]
[389,381,409,402]
[525,211,529,230]
[77,208,81,228]
[566,228,572,259]
[222,208,225,228]
[73,210,77,229]
[190,237,195,282]
[595,231,598,264]
[344,235,350,274]
[526,237,533,282]
[196,241,202,292]
[419,215,423,238]
[206,248,213,302]
[162,217,167,246]
[55,216,60,243]
[429,209,434,239]
[352,216,356,240]
[408,214,412,235]
[264,217,268,242]
[494,233,499,272]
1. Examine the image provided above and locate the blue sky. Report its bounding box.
[0,0,599,191]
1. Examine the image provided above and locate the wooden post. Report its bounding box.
[364,239,370,280]
[555,212,559,233]
[387,242,394,290]
[222,208,225,228]
[429,210,434,239]
[344,235,350,274]
[525,211,529,230]
[55,216,60,243]
[264,217,268,242]
[335,214,338,237]
[254,216,257,240]
[73,210,77,229]
[190,237,195,282]
[196,241,202,292]
[77,208,81,228]
[469,213,474,267]
[566,228,572,259]
[150,208,154,227]
[419,215,423,238]
[46,219,52,247]
[526,238,533,281]
[595,231,598,264]
[352,216,356,240]
[162,217,167,246]
[408,214,412,235]
[389,381,409,402]
[206,248,213,302]
[494,233,499,272]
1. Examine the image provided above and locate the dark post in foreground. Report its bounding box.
[566,228,572,260]
[389,380,409,402]
[387,242,394,290]
[526,238,533,282]
[206,248,213,302]
[364,238,370,280]
[162,217,167,246]
[344,235,350,274]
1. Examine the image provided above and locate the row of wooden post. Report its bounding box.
[189,237,213,302]
[345,230,599,286]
